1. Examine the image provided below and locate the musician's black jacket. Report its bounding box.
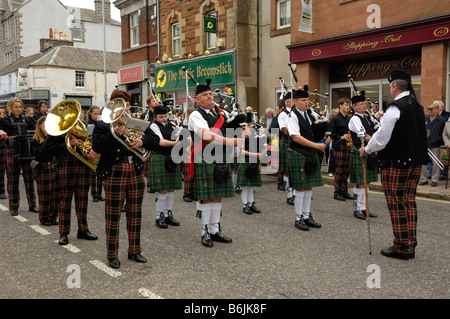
[140,109,154,123]
[31,136,53,164]
[0,114,36,137]
[329,112,350,147]
[92,120,159,178]
[41,135,69,167]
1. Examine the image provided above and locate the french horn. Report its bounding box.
[101,98,151,161]
[45,99,100,171]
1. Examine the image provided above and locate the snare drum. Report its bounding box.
[11,134,35,160]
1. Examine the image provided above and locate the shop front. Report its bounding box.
[118,63,150,114]
[287,14,450,112]
[154,51,236,112]
[15,89,50,109]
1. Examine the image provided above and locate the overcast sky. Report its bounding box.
[59,0,121,21]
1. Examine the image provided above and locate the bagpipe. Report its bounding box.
[348,74,380,131]
[285,63,331,143]
[181,66,245,129]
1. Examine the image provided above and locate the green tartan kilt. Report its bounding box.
[279,138,289,172]
[194,161,234,201]
[288,148,324,189]
[237,160,262,187]
[149,153,182,191]
[229,155,239,170]
[349,149,378,184]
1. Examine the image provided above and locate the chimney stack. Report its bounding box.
[94,0,111,23]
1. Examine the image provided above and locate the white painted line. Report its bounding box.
[138,288,164,299]
[30,224,51,235]
[0,203,9,211]
[14,215,28,222]
[54,241,81,253]
[89,260,122,278]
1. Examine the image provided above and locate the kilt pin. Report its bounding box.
[5,147,36,210]
[36,162,60,224]
[57,153,92,235]
[105,163,145,259]
[381,164,421,255]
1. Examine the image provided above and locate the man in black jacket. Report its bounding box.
[329,97,353,201]
[419,102,445,187]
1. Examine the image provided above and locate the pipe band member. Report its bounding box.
[286,86,326,231]
[93,89,158,269]
[277,92,294,204]
[237,112,263,215]
[360,69,428,260]
[330,97,353,201]
[31,116,60,226]
[188,79,244,247]
[149,104,182,228]
[0,98,38,216]
[348,92,378,220]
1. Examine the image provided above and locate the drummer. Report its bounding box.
[0,98,38,216]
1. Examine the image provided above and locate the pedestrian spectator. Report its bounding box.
[0,105,6,199]
[259,107,274,132]
[419,103,445,187]
[434,100,449,180]
[33,100,49,122]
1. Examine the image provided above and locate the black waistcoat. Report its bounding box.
[288,107,315,151]
[377,95,428,168]
[350,114,374,149]
[153,120,172,157]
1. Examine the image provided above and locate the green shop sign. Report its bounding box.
[155,52,234,92]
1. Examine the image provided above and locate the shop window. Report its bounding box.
[277,0,291,30]
[130,12,139,47]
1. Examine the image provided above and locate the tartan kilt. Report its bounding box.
[194,161,234,200]
[288,148,323,189]
[278,138,289,172]
[237,160,262,187]
[349,149,378,184]
[149,153,182,191]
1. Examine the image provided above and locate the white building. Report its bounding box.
[0,0,120,70]
[0,40,121,120]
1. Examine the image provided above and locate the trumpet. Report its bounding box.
[101,98,151,161]
[45,99,100,171]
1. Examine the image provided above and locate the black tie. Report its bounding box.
[210,108,218,120]
[303,112,310,125]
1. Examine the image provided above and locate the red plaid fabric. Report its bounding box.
[333,144,351,196]
[381,164,421,255]
[182,160,195,196]
[57,154,92,235]
[0,140,6,194]
[36,163,60,224]
[5,147,36,210]
[104,163,145,259]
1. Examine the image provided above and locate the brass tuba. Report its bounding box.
[45,99,100,171]
[101,98,150,161]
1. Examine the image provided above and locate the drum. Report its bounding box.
[12,134,35,160]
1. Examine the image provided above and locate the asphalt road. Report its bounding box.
[1,175,448,305]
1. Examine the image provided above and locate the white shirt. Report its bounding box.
[188,107,214,136]
[286,107,308,136]
[278,107,291,130]
[348,112,366,134]
[365,91,409,154]
[150,122,163,138]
